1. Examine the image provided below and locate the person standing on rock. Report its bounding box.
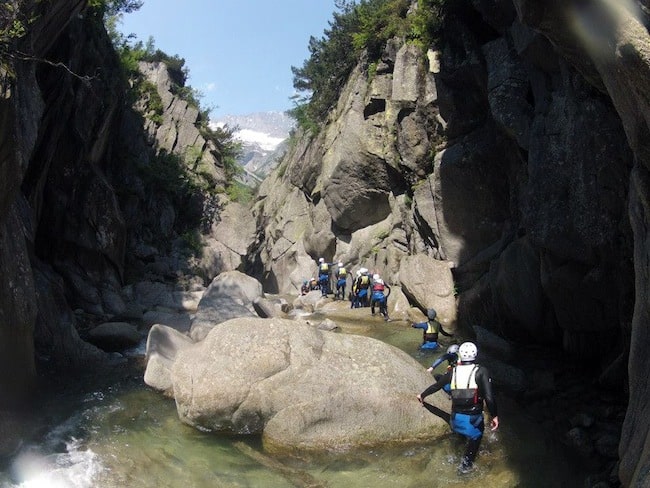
[417,341,499,475]
[334,262,348,300]
[411,308,452,350]
[351,268,371,308]
[370,273,391,321]
[317,258,333,296]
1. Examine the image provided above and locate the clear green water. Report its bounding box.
[0,305,591,488]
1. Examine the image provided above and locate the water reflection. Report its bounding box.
[1,303,590,487]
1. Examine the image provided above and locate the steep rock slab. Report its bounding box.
[399,254,457,328]
[189,271,262,341]
[171,318,449,453]
[144,324,194,396]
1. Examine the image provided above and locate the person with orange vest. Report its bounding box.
[417,342,499,475]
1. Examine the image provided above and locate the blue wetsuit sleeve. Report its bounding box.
[412,322,427,330]
[431,353,452,369]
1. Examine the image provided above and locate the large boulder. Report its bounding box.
[171,318,450,453]
[189,271,262,341]
[144,324,194,396]
[398,254,457,328]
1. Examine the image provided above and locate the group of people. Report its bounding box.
[302,259,499,476]
[303,258,391,320]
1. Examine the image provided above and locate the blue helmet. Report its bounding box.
[427,308,437,320]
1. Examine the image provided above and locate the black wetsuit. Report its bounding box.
[420,362,498,469]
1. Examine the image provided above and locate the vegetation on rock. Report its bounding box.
[289,0,446,130]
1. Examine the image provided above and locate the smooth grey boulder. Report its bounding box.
[144,324,194,396]
[171,318,450,453]
[398,254,457,327]
[189,271,262,341]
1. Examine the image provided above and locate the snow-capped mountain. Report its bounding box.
[211,112,294,179]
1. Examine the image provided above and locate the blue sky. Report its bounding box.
[118,0,338,119]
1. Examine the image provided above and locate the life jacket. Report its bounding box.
[319,263,329,274]
[423,320,440,343]
[372,279,385,292]
[450,364,480,409]
[358,275,370,289]
[337,267,347,277]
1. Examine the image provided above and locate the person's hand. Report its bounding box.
[416,394,423,404]
[426,367,433,373]
[490,416,499,431]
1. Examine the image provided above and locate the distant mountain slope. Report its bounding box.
[212,112,294,178]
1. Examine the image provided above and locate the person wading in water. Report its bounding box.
[417,341,499,474]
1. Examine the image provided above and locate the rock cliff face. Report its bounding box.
[0,0,251,416]
[3,0,650,485]
[251,0,650,484]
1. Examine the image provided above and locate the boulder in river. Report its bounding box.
[171,317,451,454]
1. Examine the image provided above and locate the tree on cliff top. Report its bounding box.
[290,0,446,131]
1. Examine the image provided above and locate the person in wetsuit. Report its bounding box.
[411,308,452,350]
[417,342,499,474]
[427,344,459,395]
[370,273,391,321]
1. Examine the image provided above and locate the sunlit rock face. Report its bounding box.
[252,0,633,361]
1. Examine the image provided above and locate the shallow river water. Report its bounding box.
[0,304,592,488]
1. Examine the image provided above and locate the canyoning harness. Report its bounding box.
[423,319,442,343]
[450,364,481,414]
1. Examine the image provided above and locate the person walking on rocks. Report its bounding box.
[370,273,391,321]
[334,262,348,300]
[411,308,452,350]
[417,342,499,474]
[317,258,333,297]
[351,268,370,308]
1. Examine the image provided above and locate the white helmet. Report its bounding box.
[447,344,459,355]
[338,262,343,267]
[319,257,324,263]
[373,273,380,280]
[458,342,477,362]
[359,267,368,274]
